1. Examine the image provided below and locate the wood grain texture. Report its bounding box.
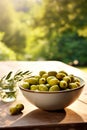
[0,61,87,129]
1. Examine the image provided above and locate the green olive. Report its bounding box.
[48,71,57,76]
[39,78,46,84]
[47,76,56,83]
[10,107,18,115]
[74,77,80,83]
[24,77,38,85]
[48,78,59,86]
[39,71,46,77]
[46,84,51,89]
[59,80,68,89]
[69,83,78,89]
[30,85,39,90]
[42,73,48,79]
[75,82,80,87]
[69,74,75,82]
[21,81,29,89]
[16,104,24,111]
[63,76,71,83]
[39,84,48,91]
[49,85,60,91]
[34,75,41,81]
[56,72,66,80]
[58,70,68,76]
[10,104,24,115]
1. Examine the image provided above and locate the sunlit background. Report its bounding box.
[0,0,87,70]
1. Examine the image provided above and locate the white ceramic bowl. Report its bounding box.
[19,77,85,111]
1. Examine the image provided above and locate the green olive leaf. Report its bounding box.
[14,70,23,76]
[5,71,12,80]
[22,71,32,75]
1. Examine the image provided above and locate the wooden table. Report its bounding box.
[0,61,87,130]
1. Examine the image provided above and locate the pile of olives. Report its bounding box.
[21,70,80,92]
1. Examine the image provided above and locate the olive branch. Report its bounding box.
[0,70,32,90]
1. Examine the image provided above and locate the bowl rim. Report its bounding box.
[19,76,85,94]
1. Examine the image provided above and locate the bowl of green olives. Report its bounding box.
[19,70,85,111]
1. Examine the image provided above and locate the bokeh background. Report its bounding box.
[0,0,87,68]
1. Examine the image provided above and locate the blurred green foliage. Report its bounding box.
[0,0,27,60]
[0,0,87,66]
[0,32,16,60]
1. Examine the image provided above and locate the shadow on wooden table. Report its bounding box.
[10,108,66,126]
[4,108,86,130]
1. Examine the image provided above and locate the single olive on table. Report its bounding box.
[10,103,24,115]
